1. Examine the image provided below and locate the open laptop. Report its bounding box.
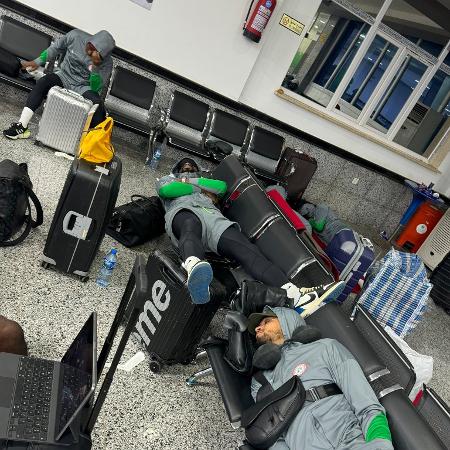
[0,312,97,444]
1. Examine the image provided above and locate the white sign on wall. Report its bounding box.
[130,0,153,10]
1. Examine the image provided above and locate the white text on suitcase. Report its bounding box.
[133,280,170,346]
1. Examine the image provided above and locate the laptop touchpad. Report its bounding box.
[0,377,14,408]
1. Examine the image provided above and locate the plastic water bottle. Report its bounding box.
[96,249,118,287]
[149,144,162,170]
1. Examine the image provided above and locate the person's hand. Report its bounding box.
[21,60,38,71]
[89,50,102,66]
[202,190,219,204]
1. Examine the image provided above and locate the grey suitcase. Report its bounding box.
[36,86,98,155]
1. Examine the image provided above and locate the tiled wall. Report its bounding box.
[0,6,412,242]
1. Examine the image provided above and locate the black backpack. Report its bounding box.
[106,195,165,247]
[0,160,43,246]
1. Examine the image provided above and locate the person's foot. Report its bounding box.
[3,122,31,140]
[295,281,346,307]
[294,281,346,315]
[183,257,213,305]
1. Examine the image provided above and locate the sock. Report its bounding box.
[281,282,301,304]
[19,107,34,128]
[182,256,201,274]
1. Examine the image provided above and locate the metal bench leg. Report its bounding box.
[186,367,213,386]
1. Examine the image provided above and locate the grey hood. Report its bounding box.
[171,157,204,177]
[266,306,305,340]
[89,30,115,59]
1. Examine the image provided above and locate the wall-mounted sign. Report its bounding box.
[279,13,304,36]
[130,0,153,10]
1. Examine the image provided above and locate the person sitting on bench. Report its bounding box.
[0,315,27,356]
[157,158,344,305]
[3,29,115,140]
[248,307,393,450]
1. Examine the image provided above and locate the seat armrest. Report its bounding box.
[381,389,446,450]
[205,342,254,426]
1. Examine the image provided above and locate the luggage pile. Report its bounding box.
[357,249,432,337]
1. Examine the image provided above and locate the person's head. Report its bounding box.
[248,306,306,346]
[172,158,200,175]
[86,30,116,64]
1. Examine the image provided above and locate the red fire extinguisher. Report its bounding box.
[243,0,277,43]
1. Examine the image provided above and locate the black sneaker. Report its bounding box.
[3,122,31,140]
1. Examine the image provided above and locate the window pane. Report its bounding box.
[337,36,398,118]
[282,1,370,107]
[393,69,450,155]
[368,56,427,133]
[381,0,449,61]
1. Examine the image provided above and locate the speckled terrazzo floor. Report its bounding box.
[0,91,449,450]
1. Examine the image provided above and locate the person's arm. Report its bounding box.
[89,57,112,94]
[324,340,393,446]
[180,177,227,196]
[32,30,73,67]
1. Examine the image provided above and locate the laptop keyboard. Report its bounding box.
[7,357,54,441]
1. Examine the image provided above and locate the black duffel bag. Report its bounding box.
[0,160,43,246]
[106,195,165,247]
[0,47,21,77]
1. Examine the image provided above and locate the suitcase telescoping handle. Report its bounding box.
[154,250,186,288]
[62,211,93,240]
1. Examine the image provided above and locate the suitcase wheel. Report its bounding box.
[34,140,41,146]
[41,261,51,270]
[78,275,89,283]
[149,360,162,373]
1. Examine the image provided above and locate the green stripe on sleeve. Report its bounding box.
[89,73,103,93]
[365,414,392,442]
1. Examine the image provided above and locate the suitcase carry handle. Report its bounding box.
[160,263,185,288]
[63,211,93,240]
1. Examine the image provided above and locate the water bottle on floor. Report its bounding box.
[96,248,118,287]
[149,143,163,170]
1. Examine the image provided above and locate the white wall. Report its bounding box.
[239,0,450,195]
[16,0,273,101]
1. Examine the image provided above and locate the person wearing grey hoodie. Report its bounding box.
[3,29,115,140]
[248,307,394,450]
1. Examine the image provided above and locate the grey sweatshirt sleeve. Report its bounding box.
[33,30,73,66]
[325,340,386,438]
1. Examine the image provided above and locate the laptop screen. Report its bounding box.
[55,312,97,440]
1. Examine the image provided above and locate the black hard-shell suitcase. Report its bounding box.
[132,249,226,372]
[42,157,122,281]
[430,251,450,313]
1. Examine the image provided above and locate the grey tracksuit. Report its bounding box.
[156,159,236,254]
[251,308,394,450]
[34,29,115,95]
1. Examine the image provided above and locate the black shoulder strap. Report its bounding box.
[254,371,274,403]
[0,184,43,247]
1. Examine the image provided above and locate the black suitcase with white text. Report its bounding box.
[132,249,226,372]
[42,156,122,281]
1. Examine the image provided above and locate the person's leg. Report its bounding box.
[217,226,346,311]
[217,225,289,287]
[82,90,106,127]
[0,316,27,356]
[172,210,213,304]
[3,73,63,139]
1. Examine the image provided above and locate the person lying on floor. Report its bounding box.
[0,315,28,356]
[156,157,344,306]
[3,29,115,140]
[248,307,393,450]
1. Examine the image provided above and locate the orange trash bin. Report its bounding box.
[395,202,446,253]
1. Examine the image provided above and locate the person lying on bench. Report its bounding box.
[3,29,115,140]
[157,158,344,305]
[0,315,27,356]
[248,307,393,450]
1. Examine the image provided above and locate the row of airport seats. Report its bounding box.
[0,15,288,183]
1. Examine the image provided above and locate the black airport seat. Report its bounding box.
[105,66,156,132]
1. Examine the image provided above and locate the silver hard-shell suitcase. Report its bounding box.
[36,86,98,155]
